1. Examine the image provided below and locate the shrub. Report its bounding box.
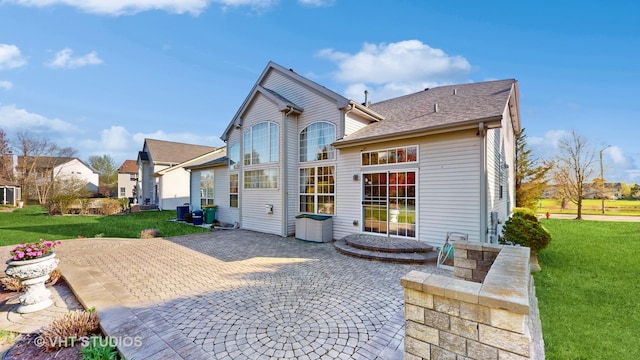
[40,308,100,350]
[80,335,118,360]
[97,199,122,215]
[140,228,161,238]
[501,211,551,252]
[49,194,78,215]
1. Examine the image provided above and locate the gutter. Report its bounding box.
[478,122,488,243]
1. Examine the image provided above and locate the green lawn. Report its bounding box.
[537,198,640,216]
[0,206,209,246]
[534,219,640,359]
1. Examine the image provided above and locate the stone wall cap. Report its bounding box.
[401,270,431,291]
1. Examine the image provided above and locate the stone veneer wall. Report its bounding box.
[401,241,544,359]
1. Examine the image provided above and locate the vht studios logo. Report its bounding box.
[33,335,143,348]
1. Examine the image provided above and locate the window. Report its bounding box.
[244,122,279,165]
[229,143,240,170]
[300,166,335,214]
[230,174,239,208]
[200,170,214,206]
[120,187,125,197]
[362,146,418,166]
[300,122,336,162]
[244,169,278,189]
[129,174,138,181]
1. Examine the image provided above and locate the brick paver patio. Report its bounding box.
[2,230,448,359]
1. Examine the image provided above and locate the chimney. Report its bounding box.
[363,90,370,107]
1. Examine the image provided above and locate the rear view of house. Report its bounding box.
[196,61,520,246]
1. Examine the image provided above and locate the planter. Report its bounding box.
[5,253,59,313]
[389,208,400,223]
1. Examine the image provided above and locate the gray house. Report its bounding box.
[195,61,520,246]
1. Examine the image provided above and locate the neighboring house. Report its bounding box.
[117,160,139,200]
[182,148,228,211]
[0,178,21,206]
[136,139,217,209]
[195,61,520,245]
[16,156,99,199]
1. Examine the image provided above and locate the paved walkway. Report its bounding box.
[1,230,449,359]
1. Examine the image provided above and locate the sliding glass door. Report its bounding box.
[362,171,416,237]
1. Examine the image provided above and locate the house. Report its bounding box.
[117,160,139,200]
[0,178,21,206]
[182,148,228,210]
[16,156,99,199]
[196,61,520,245]
[136,139,218,209]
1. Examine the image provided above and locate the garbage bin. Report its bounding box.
[203,206,217,224]
[295,214,333,243]
[192,210,204,226]
[176,205,190,221]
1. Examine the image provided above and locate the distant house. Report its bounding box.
[136,139,217,209]
[206,61,520,245]
[16,156,99,199]
[117,160,139,200]
[0,178,21,206]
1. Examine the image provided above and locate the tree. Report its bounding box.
[515,129,552,209]
[15,132,76,204]
[0,128,14,181]
[552,130,597,220]
[88,154,117,197]
[619,182,632,198]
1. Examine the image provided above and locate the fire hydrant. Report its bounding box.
[545,212,550,219]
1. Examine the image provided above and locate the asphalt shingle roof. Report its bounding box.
[144,139,217,164]
[338,79,516,144]
[117,160,139,173]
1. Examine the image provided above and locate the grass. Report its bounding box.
[0,206,209,246]
[536,198,640,216]
[534,219,640,359]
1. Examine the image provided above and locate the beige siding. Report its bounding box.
[334,147,365,239]
[213,166,239,225]
[284,113,298,236]
[344,113,372,138]
[239,94,284,236]
[420,131,481,244]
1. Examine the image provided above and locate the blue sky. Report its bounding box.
[0,0,638,183]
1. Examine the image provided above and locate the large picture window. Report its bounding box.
[244,168,278,189]
[200,170,214,206]
[230,173,239,208]
[244,122,279,165]
[300,166,335,214]
[300,122,336,162]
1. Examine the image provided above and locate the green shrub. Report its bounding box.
[512,207,538,221]
[50,194,79,215]
[501,211,551,252]
[80,335,118,360]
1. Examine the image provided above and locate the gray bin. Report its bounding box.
[295,214,333,243]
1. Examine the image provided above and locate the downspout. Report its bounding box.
[479,122,488,243]
[282,106,295,237]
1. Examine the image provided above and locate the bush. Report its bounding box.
[49,194,78,215]
[80,335,118,360]
[501,211,551,252]
[40,308,100,350]
[97,199,122,215]
[140,228,161,238]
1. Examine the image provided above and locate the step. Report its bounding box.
[334,239,438,264]
[343,233,434,253]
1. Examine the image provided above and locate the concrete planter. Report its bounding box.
[5,253,59,313]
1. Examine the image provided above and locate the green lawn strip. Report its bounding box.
[537,198,640,216]
[0,206,209,246]
[534,219,640,359]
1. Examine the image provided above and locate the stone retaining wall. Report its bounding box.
[401,241,544,359]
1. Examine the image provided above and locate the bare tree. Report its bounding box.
[15,132,76,204]
[88,154,117,197]
[0,129,14,181]
[552,130,596,220]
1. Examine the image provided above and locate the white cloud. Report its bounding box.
[3,0,278,15]
[0,104,80,133]
[298,0,334,7]
[0,81,12,90]
[317,40,472,101]
[0,44,27,70]
[46,48,103,69]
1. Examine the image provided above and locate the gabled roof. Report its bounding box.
[16,156,97,173]
[221,61,353,141]
[334,79,519,147]
[154,147,227,176]
[118,160,139,173]
[142,139,217,165]
[184,156,229,171]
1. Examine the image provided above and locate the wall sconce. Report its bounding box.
[235,124,242,129]
[265,204,273,214]
[353,174,359,181]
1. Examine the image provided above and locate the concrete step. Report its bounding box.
[334,239,438,264]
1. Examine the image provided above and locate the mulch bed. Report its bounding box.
[1,278,90,360]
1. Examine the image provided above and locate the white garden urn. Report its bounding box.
[389,208,400,223]
[5,253,59,313]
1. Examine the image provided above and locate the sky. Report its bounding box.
[0,0,638,183]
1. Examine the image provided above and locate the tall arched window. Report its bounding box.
[244,122,279,165]
[300,122,336,162]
